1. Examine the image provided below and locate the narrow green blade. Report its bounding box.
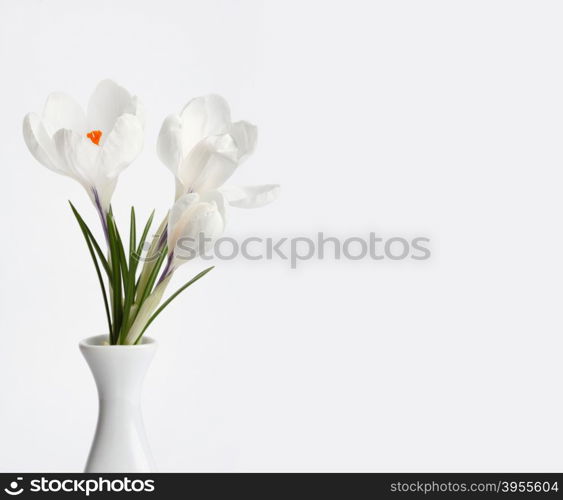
[119,207,139,343]
[136,214,167,302]
[69,201,111,277]
[107,211,123,344]
[69,202,112,337]
[134,266,214,344]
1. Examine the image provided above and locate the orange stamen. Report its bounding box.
[86,130,102,145]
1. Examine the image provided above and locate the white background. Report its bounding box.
[0,0,562,472]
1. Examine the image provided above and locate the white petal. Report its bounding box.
[52,128,99,189]
[178,134,238,193]
[98,113,144,177]
[200,189,227,224]
[129,95,145,128]
[172,201,224,266]
[42,92,87,136]
[174,177,185,200]
[230,121,258,162]
[92,176,118,214]
[23,113,65,174]
[179,94,231,155]
[87,79,139,137]
[220,184,280,208]
[168,192,200,250]
[157,114,183,176]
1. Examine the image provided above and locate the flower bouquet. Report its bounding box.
[23,79,278,345]
[23,79,278,471]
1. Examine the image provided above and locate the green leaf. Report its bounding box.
[69,202,111,278]
[137,245,168,307]
[132,209,154,265]
[119,207,138,343]
[109,212,129,283]
[69,202,112,338]
[129,206,136,261]
[134,266,214,344]
[119,210,156,343]
[107,211,123,344]
[136,214,168,303]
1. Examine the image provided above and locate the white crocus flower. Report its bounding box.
[156,94,279,207]
[23,79,144,215]
[128,192,224,345]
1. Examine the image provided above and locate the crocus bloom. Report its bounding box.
[23,79,144,214]
[157,94,279,206]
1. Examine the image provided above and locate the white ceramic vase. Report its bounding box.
[80,334,157,473]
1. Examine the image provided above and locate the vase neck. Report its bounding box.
[80,338,157,402]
